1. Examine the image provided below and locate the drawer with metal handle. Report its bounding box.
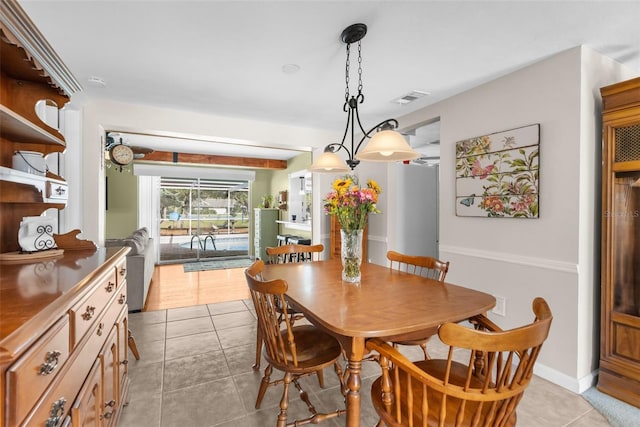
[46,181,68,201]
[115,256,127,287]
[20,295,124,427]
[5,316,70,427]
[68,269,121,349]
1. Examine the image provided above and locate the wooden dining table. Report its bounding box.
[261,259,496,427]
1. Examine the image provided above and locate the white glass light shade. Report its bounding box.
[355,129,420,162]
[308,151,350,173]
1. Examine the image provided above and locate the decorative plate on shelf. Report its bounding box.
[18,216,57,252]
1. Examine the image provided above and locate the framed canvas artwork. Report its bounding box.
[455,124,539,218]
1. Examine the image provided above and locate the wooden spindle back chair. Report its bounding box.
[245,260,345,426]
[386,250,450,359]
[252,243,324,370]
[266,243,324,264]
[366,297,553,427]
[387,250,450,281]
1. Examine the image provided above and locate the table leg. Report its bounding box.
[339,336,365,427]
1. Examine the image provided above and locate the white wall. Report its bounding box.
[58,108,84,234]
[394,46,635,392]
[387,163,439,259]
[78,99,338,245]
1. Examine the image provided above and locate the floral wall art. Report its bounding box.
[455,124,540,218]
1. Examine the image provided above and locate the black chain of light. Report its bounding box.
[356,41,363,96]
[344,41,364,105]
[345,43,351,103]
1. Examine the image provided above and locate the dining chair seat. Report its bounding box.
[270,325,342,371]
[382,326,439,350]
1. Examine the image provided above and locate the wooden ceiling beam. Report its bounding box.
[140,150,288,169]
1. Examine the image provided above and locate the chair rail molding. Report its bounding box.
[439,244,577,274]
[0,0,82,95]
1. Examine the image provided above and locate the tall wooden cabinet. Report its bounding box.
[598,76,640,408]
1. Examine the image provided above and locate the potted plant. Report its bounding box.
[260,194,274,208]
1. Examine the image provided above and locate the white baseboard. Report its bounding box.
[534,363,598,394]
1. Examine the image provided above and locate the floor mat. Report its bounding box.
[582,387,640,427]
[183,258,253,272]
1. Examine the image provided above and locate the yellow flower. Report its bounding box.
[367,179,382,194]
[333,178,352,195]
[324,175,382,232]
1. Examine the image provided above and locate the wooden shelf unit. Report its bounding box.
[0,23,69,253]
[597,76,640,408]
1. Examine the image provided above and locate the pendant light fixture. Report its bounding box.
[309,23,419,173]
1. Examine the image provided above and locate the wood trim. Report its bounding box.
[0,4,82,95]
[141,150,288,169]
[601,77,640,113]
[601,77,640,97]
[613,160,640,172]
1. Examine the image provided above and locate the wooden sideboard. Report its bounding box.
[0,247,131,426]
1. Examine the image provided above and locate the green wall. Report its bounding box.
[273,152,312,239]
[271,152,312,198]
[105,165,138,238]
[104,153,313,246]
[249,153,313,248]
[251,169,275,210]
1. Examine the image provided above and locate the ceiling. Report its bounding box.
[17,1,640,161]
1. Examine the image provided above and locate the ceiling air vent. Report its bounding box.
[392,90,430,105]
[410,156,440,167]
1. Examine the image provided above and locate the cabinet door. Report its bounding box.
[100,326,119,426]
[71,358,102,427]
[115,306,129,401]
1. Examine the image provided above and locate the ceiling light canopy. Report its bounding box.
[309,23,419,173]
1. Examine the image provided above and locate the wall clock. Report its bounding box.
[109,144,134,166]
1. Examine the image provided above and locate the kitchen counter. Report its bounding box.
[276,220,311,231]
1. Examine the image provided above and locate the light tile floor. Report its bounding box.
[119,300,611,427]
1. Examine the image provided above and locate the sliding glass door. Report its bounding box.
[158,176,249,263]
